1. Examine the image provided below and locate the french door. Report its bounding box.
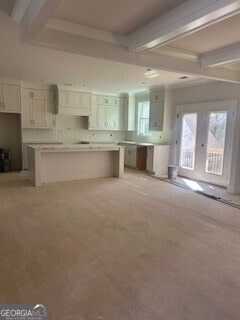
[176,101,235,186]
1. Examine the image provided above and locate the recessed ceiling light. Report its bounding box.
[179,76,189,80]
[145,68,159,79]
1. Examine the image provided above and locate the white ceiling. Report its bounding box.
[167,14,240,54]
[52,0,187,35]
[0,12,202,93]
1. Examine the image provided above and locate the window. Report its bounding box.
[180,113,197,170]
[137,101,151,136]
[205,111,227,175]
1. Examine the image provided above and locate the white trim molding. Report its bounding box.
[128,0,240,53]
[227,184,240,194]
[200,43,240,67]
[46,18,128,47]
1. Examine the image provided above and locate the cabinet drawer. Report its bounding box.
[99,96,114,106]
[21,88,44,100]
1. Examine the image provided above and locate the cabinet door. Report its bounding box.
[105,106,115,129]
[45,100,56,127]
[21,99,32,126]
[146,147,154,172]
[0,84,3,110]
[129,147,137,167]
[32,99,44,127]
[58,90,69,107]
[124,147,130,165]
[69,91,82,108]
[83,93,91,108]
[114,107,123,130]
[45,90,55,101]
[2,84,20,112]
[92,95,98,105]
[89,104,98,129]
[149,101,164,131]
[125,146,137,167]
[32,89,44,100]
[98,105,106,129]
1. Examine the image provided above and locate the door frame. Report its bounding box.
[173,100,237,187]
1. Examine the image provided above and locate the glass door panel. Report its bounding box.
[205,112,227,175]
[180,113,197,170]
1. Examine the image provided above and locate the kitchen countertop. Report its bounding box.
[27,144,123,152]
[23,141,63,145]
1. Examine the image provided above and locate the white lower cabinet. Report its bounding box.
[146,145,170,176]
[125,145,137,167]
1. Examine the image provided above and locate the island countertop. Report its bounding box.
[27,144,124,186]
[28,144,123,152]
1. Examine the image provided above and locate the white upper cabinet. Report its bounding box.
[45,90,55,101]
[123,93,135,131]
[149,90,165,131]
[58,90,69,107]
[88,104,98,129]
[32,99,45,127]
[21,99,32,126]
[21,88,56,129]
[88,94,124,131]
[56,85,92,116]
[21,88,44,100]
[83,93,91,109]
[45,100,56,127]
[69,91,82,108]
[0,84,20,113]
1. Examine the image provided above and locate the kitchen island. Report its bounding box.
[27,144,124,186]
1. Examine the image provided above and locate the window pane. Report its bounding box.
[137,101,150,135]
[180,113,197,170]
[206,112,227,175]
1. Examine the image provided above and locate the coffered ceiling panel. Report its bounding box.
[167,14,240,54]
[53,0,187,35]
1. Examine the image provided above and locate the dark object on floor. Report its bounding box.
[0,148,11,172]
[168,165,178,180]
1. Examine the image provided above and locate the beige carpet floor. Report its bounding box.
[0,169,240,320]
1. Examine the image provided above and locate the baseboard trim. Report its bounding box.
[227,184,240,194]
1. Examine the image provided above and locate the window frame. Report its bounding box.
[137,100,152,136]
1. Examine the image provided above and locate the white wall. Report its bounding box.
[22,114,125,144]
[171,81,240,193]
